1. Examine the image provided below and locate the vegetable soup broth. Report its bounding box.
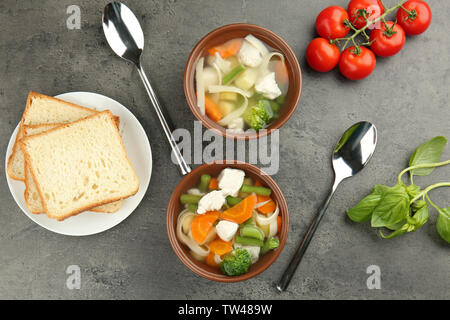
[195,35,289,132]
[176,168,282,276]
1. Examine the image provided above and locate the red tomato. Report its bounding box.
[306,38,341,72]
[339,46,376,80]
[315,6,350,39]
[370,21,406,57]
[347,0,385,29]
[396,0,432,35]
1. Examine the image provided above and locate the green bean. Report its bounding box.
[180,194,202,204]
[187,203,198,213]
[240,184,271,196]
[234,235,264,247]
[226,196,242,207]
[239,217,255,228]
[198,174,211,192]
[240,225,264,240]
[222,65,245,84]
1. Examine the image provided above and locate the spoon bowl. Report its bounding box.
[276,121,377,292]
[332,121,378,182]
[103,2,144,64]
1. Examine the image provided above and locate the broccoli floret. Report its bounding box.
[220,248,252,276]
[253,100,273,122]
[244,99,274,131]
[260,237,280,255]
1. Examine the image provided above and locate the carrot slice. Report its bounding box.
[209,177,219,190]
[204,95,223,122]
[191,211,220,244]
[220,194,256,224]
[256,194,269,202]
[256,195,276,214]
[206,252,220,268]
[275,60,289,84]
[208,39,243,59]
[254,180,262,186]
[277,216,282,234]
[209,239,233,256]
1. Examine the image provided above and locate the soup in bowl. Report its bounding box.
[167,161,289,282]
[184,24,302,140]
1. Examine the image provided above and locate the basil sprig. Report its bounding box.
[347,136,450,243]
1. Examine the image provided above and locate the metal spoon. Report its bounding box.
[102,2,191,175]
[276,121,377,292]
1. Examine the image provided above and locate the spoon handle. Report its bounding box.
[276,180,340,292]
[136,63,191,175]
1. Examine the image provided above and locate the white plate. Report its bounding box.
[5,92,152,236]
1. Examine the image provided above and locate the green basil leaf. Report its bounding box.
[372,185,390,195]
[385,219,407,231]
[371,185,410,228]
[380,224,409,239]
[347,194,382,222]
[347,184,393,223]
[409,136,447,176]
[409,204,429,229]
[436,208,450,244]
[385,202,428,233]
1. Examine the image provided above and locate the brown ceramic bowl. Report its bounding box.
[166,160,289,282]
[184,23,302,140]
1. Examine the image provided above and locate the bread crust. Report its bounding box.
[20,111,139,221]
[6,91,35,181]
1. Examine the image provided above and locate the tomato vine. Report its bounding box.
[331,0,407,53]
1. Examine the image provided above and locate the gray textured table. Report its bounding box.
[0,0,449,299]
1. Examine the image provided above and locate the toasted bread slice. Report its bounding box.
[22,124,123,214]
[7,91,119,181]
[20,111,138,221]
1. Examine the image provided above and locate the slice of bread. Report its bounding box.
[22,124,123,214]
[7,91,119,181]
[20,111,138,220]
[23,124,60,214]
[7,128,25,180]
